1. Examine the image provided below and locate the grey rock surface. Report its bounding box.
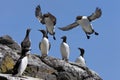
[0,35,21,52]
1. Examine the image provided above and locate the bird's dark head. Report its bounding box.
[39,29,45,33]
[27,28,31,33]
[38,29,48,38]
[36,5,40,11]
[78,48,85,57]
[61,36,67,40]
[61,36,67,42]
[76,16,82,20]
[43,13,49,17]
[24,28,31,38]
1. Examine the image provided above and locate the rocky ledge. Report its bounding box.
[0,35,102,80]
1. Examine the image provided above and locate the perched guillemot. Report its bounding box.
[12,49,30,77]
[38,29,51,58]
[75,48,86,66]
[35,5,56,40]
[59,7,102,39]
[21,28,31,50]
[60,36,70,62]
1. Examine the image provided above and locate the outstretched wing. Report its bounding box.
[88,7,102,22]
[48,12,56,25]
[58,22,79,31]
[35,5,43,22]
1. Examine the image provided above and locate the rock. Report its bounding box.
[0,35,21,53]
[41,56,102,80]
[0,44,19,73]
[0,73,42,80]
[25,54,56,80]
[0,35,102,80]
[0,54,14,73]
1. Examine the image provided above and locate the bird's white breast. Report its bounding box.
[77,16,93,33]
[18,56,28,75]
[60,42,70,59]
[44,17,55,34]
[40,38,49,55]
[75,56,86,66]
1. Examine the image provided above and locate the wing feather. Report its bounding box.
[58,22,79,31]
[35,5,43,22]
[88,7,102,22]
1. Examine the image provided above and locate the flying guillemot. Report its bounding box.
[35,5,56,40]
[59,7,102,39]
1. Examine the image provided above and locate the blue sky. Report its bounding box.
[0,0,120,80]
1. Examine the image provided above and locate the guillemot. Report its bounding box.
[35,5,56,40]
[12,49,30,77]
[60,36,70,62]
[59,7,102,39]
[38,29,51,58]
[75,48,86,66]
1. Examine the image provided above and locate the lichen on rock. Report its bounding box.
[0,54,14,73]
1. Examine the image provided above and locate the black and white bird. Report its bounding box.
[60,36,70,62]
[59,7,102,39]
[12,49,30,77]
[35,5,56,40]
[39,30,51,58]
[75,48,86,66]
[21,28,31,51]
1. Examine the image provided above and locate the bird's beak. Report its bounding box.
[38,29,41,31]
[38,29,43,33]
[61,37,63,39]
[61,36,66,39]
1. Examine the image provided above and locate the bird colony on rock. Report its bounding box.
[11,4,102,77]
